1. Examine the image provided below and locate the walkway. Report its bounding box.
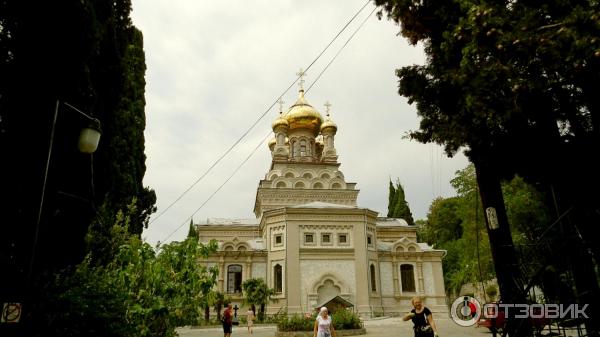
[177,316,490,337]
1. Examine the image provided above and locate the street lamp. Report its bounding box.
[27,100,101,282]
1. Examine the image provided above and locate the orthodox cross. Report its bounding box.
[324,101,332,117]
[296,68,306,90]
[277,98,285,114]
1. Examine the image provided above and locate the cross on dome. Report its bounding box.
[296,68,306,90]
[277,98,285,113]
[324,101,332,117]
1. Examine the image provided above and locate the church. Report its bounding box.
[197,80,447,317]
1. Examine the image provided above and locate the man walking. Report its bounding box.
[223,303,233,337]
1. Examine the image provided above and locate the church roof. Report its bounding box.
[289,201,357,209]
[199,218,259,226]
[375,218,410,227]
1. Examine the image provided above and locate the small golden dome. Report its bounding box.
[285,90,323,135]
[272,114,289,130]
[320,117,337,133]
[268,137,276,150]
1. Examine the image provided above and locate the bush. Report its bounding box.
[332,310,363,330]
[277,310,362,332]
[277,313,315,331]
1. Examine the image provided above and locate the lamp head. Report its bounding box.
[78,118,101,153]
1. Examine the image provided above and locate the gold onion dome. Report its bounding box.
[268,137,276,150]
[320,117,337,133]
[272,114,289,130]
[285,90,323,135]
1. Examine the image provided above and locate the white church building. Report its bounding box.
[197,84,447,317]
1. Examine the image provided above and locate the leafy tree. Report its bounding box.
[387,178,415,225]
[30,206,218,336]
[375,0,600,332]
[242,278,275,321]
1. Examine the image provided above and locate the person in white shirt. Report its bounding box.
[313,307,337,337]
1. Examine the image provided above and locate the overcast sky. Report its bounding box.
[131,0,469,245]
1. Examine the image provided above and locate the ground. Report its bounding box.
[176,316,492,337]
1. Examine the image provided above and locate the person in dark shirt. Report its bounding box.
[223,303,233,337]
[402,296,439,337]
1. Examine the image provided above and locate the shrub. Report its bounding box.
[277,310,363,331]
[332,310,363,330]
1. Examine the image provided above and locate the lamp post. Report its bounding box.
[27,100,101,283]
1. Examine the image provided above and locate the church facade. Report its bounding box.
[197,85,447,317]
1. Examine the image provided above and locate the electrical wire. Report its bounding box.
[149,0,372,226]
[158,1,375,243]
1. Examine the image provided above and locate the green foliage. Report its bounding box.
[486,284,498,300]
[277,313,315,332]
[332,309,363,330]
[387,178,415,226]
[276,310,362,332]
[242,278,276,321]
[31,208,218,337]
[420,164,553,295]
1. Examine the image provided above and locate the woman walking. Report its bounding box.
[403,296,439,337]
[313,307,337,337]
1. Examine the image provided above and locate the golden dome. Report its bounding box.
[320,117,337,133]
[268,137,276,150]
[285,90,323,135]
[272,114,289,130]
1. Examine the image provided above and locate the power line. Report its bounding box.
[158,2,376,243]
[149,0,372,225]
[161,132,271,243]
[306,6,377,93]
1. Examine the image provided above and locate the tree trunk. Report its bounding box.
[205,305,210,322]
[474,158,530,336]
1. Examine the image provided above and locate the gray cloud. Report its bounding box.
[132,0,469,245]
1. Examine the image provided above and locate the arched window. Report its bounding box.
[370,264,377,292]
[313,182,323,189]
[294,181,305,188]
[331,182,342,189]
[276,181,287,188]
[400,264,416,292]
[227,265,243,293]
[274,264,283,293]
[300,140,307,156]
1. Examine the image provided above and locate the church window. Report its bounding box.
[294,181,305,188]
[227,265,243,293]
[367,234,373,246]
[274,234,282,245]
[338,234,347,244]
[313,182,323,189]
[322,233,331,244]
[400,264,416,292]
[370,264,377,292]
[300,140,307,157]
[276,181,287,188]
[305,233,314,244]
[274,264,283,293]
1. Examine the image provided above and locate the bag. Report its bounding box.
[414,324,434,337]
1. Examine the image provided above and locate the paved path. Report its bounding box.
[177,316,491,337]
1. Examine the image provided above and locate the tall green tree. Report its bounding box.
[375,0,600,332]
[1,0,155,287]
[387,179,415,226]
